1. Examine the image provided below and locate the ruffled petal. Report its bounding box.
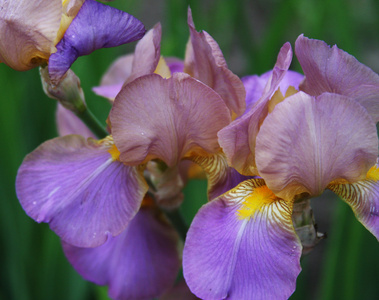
[295,34,379,123]
[218,42,293,175]
[16,135,148,247]
[328,162,379,240]
[183,179,302,300]
[48,0,146,83]
[63,208,180,300]
[243,70,303,112]
[110,73,231,167]
[0,0,61,70]
[184,9,246,118]
[56,103,96,138]
[256,92,378,200]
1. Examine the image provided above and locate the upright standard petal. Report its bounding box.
[218,42,293,175]
[328,161,379,240]
[295,34,379,123]
[110,73,231,167]
[256,92,378,200]
[63,208,180,300]
[183,179,302,300]
[16,135,148,247]
[184,9,246,118]
[48,0,146,83]
[0,0,62,70]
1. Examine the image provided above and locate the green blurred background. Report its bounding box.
[1,0,379,299]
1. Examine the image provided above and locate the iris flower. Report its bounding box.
[183,36,379,299]
[0,0,145,83]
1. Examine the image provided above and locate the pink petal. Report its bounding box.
[218,42,293,175]
[256,92,378,200]
[296,34,379,123]
[0,0,61,70]
[16,135,148,247]
[110,73,231,167]
[183,179,302,300]
[184,9,246,117]
[63,208,180,300]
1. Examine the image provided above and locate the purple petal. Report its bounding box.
[218,42,293,175]
[110,73,231,167]
[0,0,61,70]
[242,70,304,112]
[63,208,180,300]
[184,9,246,117]
[183,179,302,300]
[328,161,379,240]
[56,103,96,138]
[256,92,378,200]
[295,34,379,122]
[16,135,148,247]
[48,0,146,83]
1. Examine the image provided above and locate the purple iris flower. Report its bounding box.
[0,0,145,83]
[183,36,379,300]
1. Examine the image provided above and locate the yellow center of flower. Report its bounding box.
[268,86,298,113]
[236,185,277,220]
[367,164,379,181]
[108,144,121,161]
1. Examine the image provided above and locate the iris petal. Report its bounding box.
[16,135,148,247]
[63,208,180,300]
[183,179,302,300]
[328,163,379,240]
[48,0,146,83]
[256,92,378,200]
[296,34,379,123]
[218,42,293,175]
[110,73,231,167]
[184,9,246,118]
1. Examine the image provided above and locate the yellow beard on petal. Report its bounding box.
[367,164,379,181]
[108,144,121,161]
[236,185,277,220]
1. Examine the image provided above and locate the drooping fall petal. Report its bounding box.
[328,161,379,240]
[183,179,302,300]
[63,208,180,300]
[218,42,293,175]
[16,135,148,247]
[256,92,378,200]
[184,9,246,118]
[295,34,379,123]
[110,73,231,167]
[49,0,146,83]
[0,0,62,70]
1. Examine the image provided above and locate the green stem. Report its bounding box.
[164,209,188,241]
[76,108,108,139]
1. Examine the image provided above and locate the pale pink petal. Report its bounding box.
[110,73,231,167]
[256,92,378,200]
[296,34,379,122]
[0,0,61,70]
[218,42,293,175]
[63,208,180,300]
[183,179,302,300]
[16,135,148,247]
[184,9,246,117]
